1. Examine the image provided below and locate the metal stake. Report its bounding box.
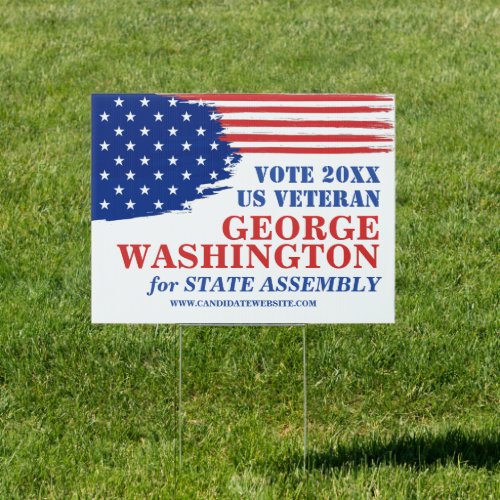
[303,324,308,472]
[178,324,183,470]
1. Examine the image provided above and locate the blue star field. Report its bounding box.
[91,94,242,221]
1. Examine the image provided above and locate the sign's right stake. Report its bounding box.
[303,324,308,473]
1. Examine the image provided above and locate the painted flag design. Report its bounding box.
[92,93,394,221]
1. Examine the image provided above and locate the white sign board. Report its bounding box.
[92,93,395,324]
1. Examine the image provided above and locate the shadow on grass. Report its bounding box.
[279,429,500,472]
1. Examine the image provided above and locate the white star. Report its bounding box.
[126,170,135,180]
[100,199,110,209]
[181,111,191,121]
[196,156,206,166]
[168,126,177,136]
[181,200,191,209]
[154,170,164,180]
[100,170,110,180]
[153,141,164,151]
[224,155,233,165]
[181,141,191,151]
[168,185,178,195]
[197,99,204,107]
[196,126,206,136]
[209,112,219,120]
[114,185,124,195]
[114,97,124,107]
[210,171,218,180]
[140,156,150,166]
[140,185,150,195]
[182,170,191,180]
[125,111,135,121]
[100,141,110,151]
[154,199,164,209]
[126,199,136,209]
[210,141,218,150]
[168,97,177,106]
[153,111,163,121]
[168,156,178,166]
[140,126,150,136]
[125,141,135,151]
[114,156,124,166]
[196,186,204,194]
[100,111,109,121]
[140,97,150,107]
[114,126,124,136]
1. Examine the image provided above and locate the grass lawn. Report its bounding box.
[0,0,498,497]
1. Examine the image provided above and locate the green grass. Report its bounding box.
[0,0,499,497]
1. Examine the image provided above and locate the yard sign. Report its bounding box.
[91,94,395,324]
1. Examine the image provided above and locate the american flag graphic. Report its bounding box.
[92,93,394,221]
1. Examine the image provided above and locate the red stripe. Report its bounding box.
[216,106,392,113]
[176,93,393,102]
[220,119,393,129]
[235,147,393,154]
[221,134,392,143]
